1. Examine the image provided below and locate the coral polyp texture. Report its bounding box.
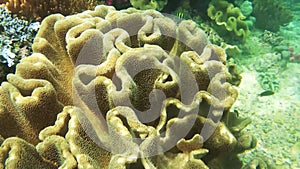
[2,0,102,21]
[0,5,255,169]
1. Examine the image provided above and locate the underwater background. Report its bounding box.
[0,0,299,168]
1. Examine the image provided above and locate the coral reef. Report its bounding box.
[0,6,39,83]
[107,0,131,9]
[130,0,168,11]
[260,30,284,47]
[235,30,292,94]
[199,22,241,58]
[167,5,242,58]
[1,0,103,21]
[242,157,276,169]
[207,0,250,42]
[0,5,256,168]
[287,48,300,63]
[239,0,252,17]
[253,52,287,93]
[252,0,293,32]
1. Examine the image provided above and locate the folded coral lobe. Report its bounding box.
[0,5,254,169]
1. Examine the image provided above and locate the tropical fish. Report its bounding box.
[258,90,275,97]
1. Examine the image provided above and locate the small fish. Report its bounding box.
[258,90,275,97]
[177,12,185,19]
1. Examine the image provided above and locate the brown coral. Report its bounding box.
[3,0,103,21]
[0,5,256,168]
[0,73,63,145]
[0,137,57,169]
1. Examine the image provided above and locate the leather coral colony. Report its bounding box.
[0,5,256,168]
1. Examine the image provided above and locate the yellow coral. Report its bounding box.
[0,74,63,145]
[207,0,250,41]
[0,5,255,168]
[0,137,57,169]
[40,106,112,168]
[130,0,168,11]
